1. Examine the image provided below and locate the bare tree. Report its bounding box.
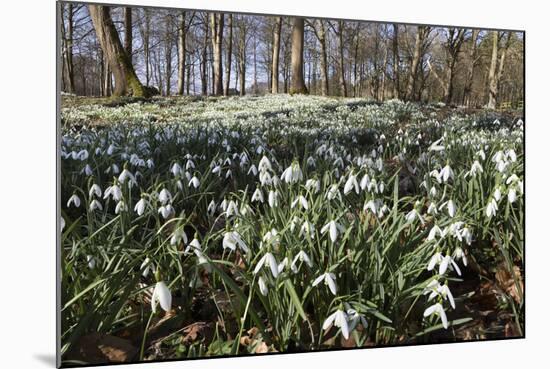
[442,28,466,104]
[210,13,224,95]
[177,11,187,95]
[392,24,400,99]
[290,17,308,94]
[487,31,512,108]
[224,14,233,95]
[405,26,430,101]
[88,5,146,97]
[271,16,282,93]
[463,29,480,106]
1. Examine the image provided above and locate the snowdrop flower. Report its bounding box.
[158,204,175,219]
[115,200,127,214]
[134,197,148,216]
[322,309,349,339]
[118,168,136,187]
[222,231,249,253]
[258,276,269,296]
[247,164,258,176]
[281,161,303,184]
[151,281,172,313]
[321,220,344,243]
[429,186,438,197]
[212,165,222,176]
[440,164,454,183]
[360,174,370,190]
[427,225,445,241]
[184,237,202,254]
[170,228,188,246]
[439,254,461,276]
[453,247,468,266]
[185,160,195,170]
[406,202,425,225]
[325,184,341,201]
[427,202,438,215]
[67,194,81,208]
[291,195,309,210]
[89,184,102,198]
[188,175,200,188]
[508,188,517,203]
[423,303,448,329]
[170,163,182,177]
[251,188,264,203]
[305,178,320,193]
[291,250,313,272]
[140,258,155,278]
[262,229,280,247]
[447,200,456,218]
[82,164,93,176]
[86,255,96,269]
[427,252,443,272]
[60,216,65,232]
[254,252,279,278]
[207,200,217,216]
[268,190,279,208]
[258,156,272,172]
[104,184,122,202]
[493,187,502,201]
[225,200,239,217]
[313,272,337,295]
[344,172,360,195]
[464,160,483,178]
[486,198,498,218]
[299,220,315,239]
[89,199,103,211]
[158,188,172,205]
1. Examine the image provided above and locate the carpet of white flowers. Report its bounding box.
[60,95,524,362]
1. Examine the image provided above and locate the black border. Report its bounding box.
[56,1,526,368]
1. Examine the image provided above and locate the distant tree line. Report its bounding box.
[59,4,524,108]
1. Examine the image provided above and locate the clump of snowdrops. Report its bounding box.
[60,95,524,361]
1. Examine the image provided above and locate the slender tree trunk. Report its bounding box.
[124,7,132,59]
[201,18,209,95]
[66,3,75,93]
[316,20,329,96]
[210,13,224,95]
[496,31,513,105]
[271,16,282,93]
[405,26,427,101]
[337,21,347,97]
[88,5,146,97]
[165,15,173,96]
[224,14,233,95]
[290,17,308,94]
[392,24,400,99]
[177,11,187,95]
[141,9,151,86]
[487,31,499,109]
[463,29,479,107]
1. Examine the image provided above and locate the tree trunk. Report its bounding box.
[62,3,75,93]
[392,24,400,99]
[210,13,224,95]
[337,21,347,97]
[88,5,146,97]
[290,17,308,94]
[463,29,479,107]
[405,26,428,101]
[253,36,258,94]
[271,16,282,93]
[201,17,209,95]
[224,14,233,95]
[487,31,499,109]
[177,11,186,95]
[165,15,173,96]
[123,7,132,59]
[316,20,329,96]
